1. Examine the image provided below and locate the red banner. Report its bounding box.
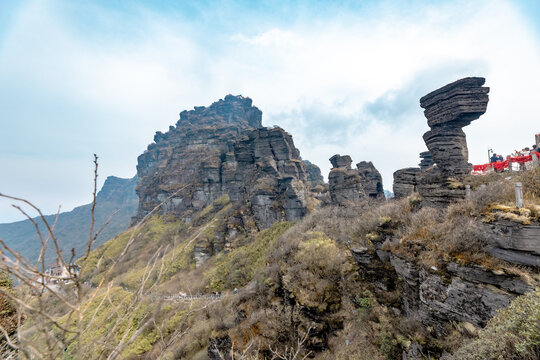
[472,151,539,174]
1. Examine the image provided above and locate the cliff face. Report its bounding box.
[134,95,311,231]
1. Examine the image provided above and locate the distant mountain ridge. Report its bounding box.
[0,176,138,265]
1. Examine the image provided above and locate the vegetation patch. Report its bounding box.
[205,221,294,291]
[452,288,540,360]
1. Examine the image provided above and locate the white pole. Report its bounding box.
[515,182,523,209]
[465,185,471,199]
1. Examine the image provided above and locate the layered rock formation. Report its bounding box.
[328,155,364,204]
[228,127,308,229]
[390,255,529,330]
[418,77,489,205]
[134,95,310,232]
[393,77,490,203]
[356,161,384,199]
[328,156,385,203]
[420,77,489,176]
[484,221,540,267]
[418,151,434,171]
[392,167,421,198]
[350,219,535,343]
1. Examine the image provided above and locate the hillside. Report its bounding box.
[1,81,539,360]
[0,175,138,264]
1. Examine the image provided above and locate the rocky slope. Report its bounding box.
[11,83,539,360]
[0,176,138,264]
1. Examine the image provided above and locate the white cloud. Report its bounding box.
[1,0,540,222]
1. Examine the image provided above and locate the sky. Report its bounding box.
[1,0,540,223]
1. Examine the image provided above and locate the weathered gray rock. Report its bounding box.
[446,262,533,294]
[418,151,434,171]
[420,77,489,176]
[483,221,540,267]
[389,255,521,328]
[356,161,384,199]
[416,77,489,206]
[422,127,470,176]
[350,247,372,265]
[302,160,324,185]
[329,154,353,169]
[418,273,512,328]
[135,95,310,232]
[392,168,421,198]
[402,342,426,360]
[416,169,467,206]
[328,155,364,204]
[419,77,489,129]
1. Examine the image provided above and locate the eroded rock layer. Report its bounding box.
[392,167,421,198]
[418,151,433,171]
[134,95,309,231]
[328,155,364,204]
[350,225,535,341]
[420,77,489,176]
[356,161,384,199]
[417,77,489,205]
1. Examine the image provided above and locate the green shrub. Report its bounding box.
[205,221,294,291]
[354,296,372,309]
[452,288,540,360]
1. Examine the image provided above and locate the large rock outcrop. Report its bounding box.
[417,77,489,205]
[227,127,308,229]
[392,78,490,203]
[328,155,364,204]
[328,156,385,204]
[350,220,536,344]
[356,161,384,199]
[392,167,421,198]
[134,95,309,232]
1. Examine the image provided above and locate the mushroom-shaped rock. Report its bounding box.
[416,77,489,206]
[420,77,489,175]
